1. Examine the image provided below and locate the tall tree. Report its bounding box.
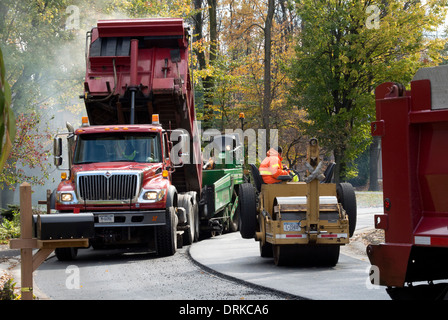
[289,0,448,183]
[263,0,275,144]
[0,47,15,172]
[0,0,83,205]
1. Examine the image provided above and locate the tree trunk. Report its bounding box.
[207,0,218,63]
[263,0,275,145]
[193,0,206,70]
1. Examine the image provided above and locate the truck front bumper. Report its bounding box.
[92,210,166,228]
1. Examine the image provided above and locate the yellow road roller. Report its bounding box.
[240,138,357,266]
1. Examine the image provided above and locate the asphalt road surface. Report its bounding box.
[34,244,296,300]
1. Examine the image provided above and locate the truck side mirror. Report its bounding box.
[54,137,63,167]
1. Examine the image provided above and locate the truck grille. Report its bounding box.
[77,172,140,201]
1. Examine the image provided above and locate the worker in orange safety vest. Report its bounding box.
[259,147,296,184]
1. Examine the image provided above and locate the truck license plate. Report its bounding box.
[283,222,300,232]
[99,214,114,223]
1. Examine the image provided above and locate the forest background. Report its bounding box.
[1,0,448,207]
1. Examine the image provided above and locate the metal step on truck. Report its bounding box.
[47,18,203,260]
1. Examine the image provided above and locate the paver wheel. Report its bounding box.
[336,182,357,237]
[260,241,273,258]
[238,183,257,239]
[273,245,340,267]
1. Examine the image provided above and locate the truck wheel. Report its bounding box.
[238,183,257,239]
[55,248,78,261]
[186,191,200,242]
[180,195,195,246]
[156,207,178,257]
[336,182,357,237]
[193,201,199,242]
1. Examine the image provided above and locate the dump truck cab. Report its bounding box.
[55,119,171,215]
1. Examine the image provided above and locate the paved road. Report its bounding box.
[34,245,293,300]
[34,204,387,300]
[189,232,390,300]
[18,193,390,300]
[187,201,390,300]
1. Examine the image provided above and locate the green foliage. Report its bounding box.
[289,0,448,181]
[0,0,82,189]
[0,205,20,242]
[0,46,16,173]
[0,275,17,300]
[106,0,194,18]
[0,0,81,113]
[0,112,53,190]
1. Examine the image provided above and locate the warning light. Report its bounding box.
[152,114,160,125]
[384,198,391,211]
[81,116,89,127]
[162,170,169,179]
[61,172,67,180]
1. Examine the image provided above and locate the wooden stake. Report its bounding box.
[19,182,33,300]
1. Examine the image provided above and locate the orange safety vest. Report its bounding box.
[259,149,289,184]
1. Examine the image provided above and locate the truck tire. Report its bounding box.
[179,194,195,246]
[336,182,357,237]
[192,200,199,242]
[55,247,78,261]
[186,191,200,242]
[156,206,178,257]
[238,183,257,239]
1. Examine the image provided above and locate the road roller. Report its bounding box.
[239,138,357,266]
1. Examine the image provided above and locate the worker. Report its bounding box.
[259,146,298,184]
[117,140,137,161]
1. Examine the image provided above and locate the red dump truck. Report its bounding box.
[368,65,448,299]
[51,18,202,260]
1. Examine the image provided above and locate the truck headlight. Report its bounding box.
[143,189,166,202]
[61,193,73,202]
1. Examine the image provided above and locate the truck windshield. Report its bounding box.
[73,132,162,164]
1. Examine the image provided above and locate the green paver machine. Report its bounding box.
[199,134,249,236]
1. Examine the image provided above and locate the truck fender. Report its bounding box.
[165,185,178,209]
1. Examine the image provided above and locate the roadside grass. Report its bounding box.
[355,191,383,208]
